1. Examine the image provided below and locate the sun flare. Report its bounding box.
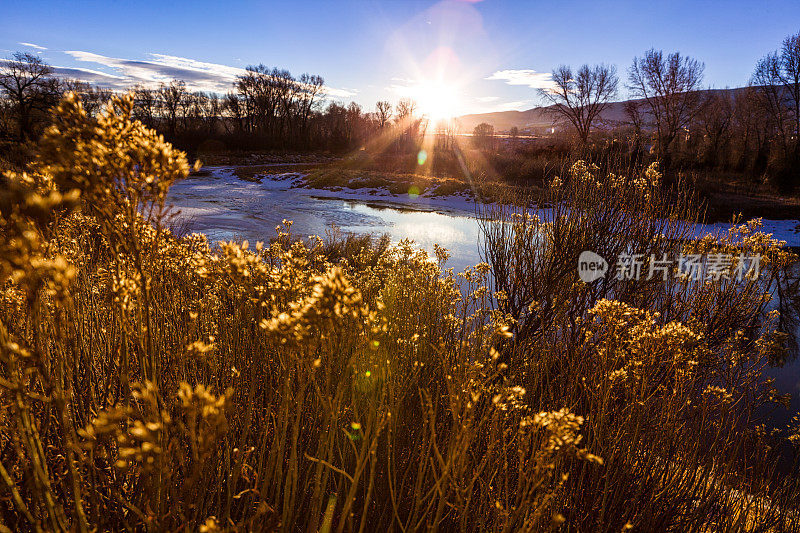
[410,80,462,121]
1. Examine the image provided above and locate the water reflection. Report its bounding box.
[168,167,483,272]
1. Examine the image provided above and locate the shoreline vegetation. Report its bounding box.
[206,156,800,225]
[3,92,800,531]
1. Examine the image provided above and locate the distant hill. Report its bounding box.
[455,88,747,133]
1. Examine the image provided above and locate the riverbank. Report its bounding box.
[213,165,800,246]
[228,163,800,224]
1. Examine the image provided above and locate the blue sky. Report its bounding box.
[2,0,799,116]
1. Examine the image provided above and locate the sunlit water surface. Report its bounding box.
[167,167,483,272]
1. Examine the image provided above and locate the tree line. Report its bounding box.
[536,30,800,190]
[0,52,422,158]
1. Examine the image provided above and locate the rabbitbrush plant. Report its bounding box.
[0,93,799,532]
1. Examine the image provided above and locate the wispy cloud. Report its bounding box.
[488,99,533,112]
[19,42,47,50]
[63,50,246,92]
[476,96,499,102]
[50,66,128,87]
[59,50,355,97]
[323,87,356,98]
[485,69,554,90]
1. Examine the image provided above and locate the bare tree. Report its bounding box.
[624,99,647,159]
[697,91,734,167]
[223,91,244,133]
[158,80,187,136]
[393,98,419,150]
[472,122,495,150]
[198,92,220,134]
[297,74,324,145]
[779,32,800,151]
[321,102,348,148]
[273,69,298,143]
[62,79,112,117]
[729,87,770,171]
[235,66,272,134]
[539,64,618,146]
[178,90,196,132]
[375,100,392,128]
[344,102,363,145]
[438,118,459,150]
[132,85,158,127]
[751,53,791,154]
[395,98,416,121]
[230,66,325,147]
[234,65,285,138]
[628,49,705,166]
[752,31,800,160]
[0,52,59,140]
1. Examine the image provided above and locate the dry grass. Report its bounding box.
[302,168,471,196]
[301,167,534,204]
[1,93,800,532]
[231,163,324,183]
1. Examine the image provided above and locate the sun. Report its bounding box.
[411,80,462,122]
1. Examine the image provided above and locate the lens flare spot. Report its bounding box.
[408,185,420,198]
[417,150,427,166]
